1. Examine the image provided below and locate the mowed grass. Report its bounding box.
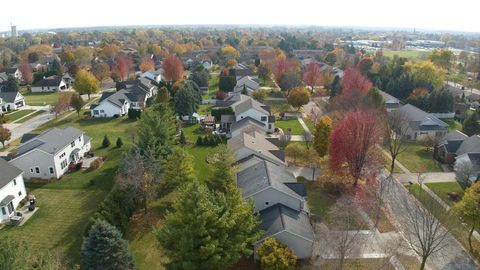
[381,49,428,59]
[396,143,443,172]
[304,181,336,218]
[23,91,61,106]
[0,111,137,263]
[275,119,305,135]
[425,181,465,206]
[16,110,46,123]
[6,109,36,122]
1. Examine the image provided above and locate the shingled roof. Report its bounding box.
[259,204,314,242]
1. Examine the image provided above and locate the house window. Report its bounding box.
[1,207,5,215]
[18,191,22,196]
[265,202,269,206]
[93,110,99,115]
[49,167,54,174]
[35,167,40,174]
[71,141,75,147]
[30,168,34,173]
[59,152,66,158]
[261,116,267,121]
[78,136,81,142]
[100,110,104,113]
[13,179,16,185]
[61,160,68,169]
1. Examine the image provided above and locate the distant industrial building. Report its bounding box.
[11,25,17,38]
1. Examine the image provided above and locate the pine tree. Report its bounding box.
[179,130,187,146]
[81,220,136,270]
[463,113,480,136]
[206,145,237,193]
[156,181,260,270]
[116,137,123,148]
[161,147,195,192]
[102,135,111,148]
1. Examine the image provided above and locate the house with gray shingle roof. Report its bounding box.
[436,130,480,169]
[256,204,314,259]
[228,131,285,166]
[90,78,157,118]
[391,104,448,141]
[9,127,91,180]
[31,75,68,93]
[0,158,26,224]
[0,91,25,112]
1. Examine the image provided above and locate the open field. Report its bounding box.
[23,92,61,106]
[381,49,428,59]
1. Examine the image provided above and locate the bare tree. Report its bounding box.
[116,147,160,214]
[454,159,475,185]
[383,112,410,174]
[402,174,451,270]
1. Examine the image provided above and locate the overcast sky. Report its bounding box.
[1,0,479,33]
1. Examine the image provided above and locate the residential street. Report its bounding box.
[382,173,478,270]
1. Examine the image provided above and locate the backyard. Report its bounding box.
[275,118,305,135]
[0,111,137,263]
[23,91,61,106]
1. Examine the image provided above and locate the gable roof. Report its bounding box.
[0,158,22,187]
[228,131,285,165]
[15,127,85,157]
[236,156,304,200]
[394,104,448,130]
[32,75,64,87]
[231,95,270,116]
[230,117,265,133]
[456,135,480,156]
[0,91,22,103]
[259,204,314,242]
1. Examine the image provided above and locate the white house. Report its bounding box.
[31,75,68,93]
[0,91,25,112]
[5,67,23,81]
[221,94,275,133]
[9,127,91,180]
[90,78,157,118]
[140,69,162,84]
[233,76,260,95]
[0,158,26,224]
[202,60,213,70]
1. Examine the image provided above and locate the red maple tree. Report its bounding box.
[303,63,323,91]
[17,62,33,84]
[112,55,133,81]
[162,55,184,82]
[329,110,380,185]
[342,67,372,94]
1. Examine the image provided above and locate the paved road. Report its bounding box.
[382,174,478,270]
[5,109,55,144]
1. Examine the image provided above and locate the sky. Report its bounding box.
[1,0,479,33]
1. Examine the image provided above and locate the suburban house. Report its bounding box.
[220,94,275,133]
[8,127,91,180]
[5,67,23,81]
[0,159,26,224]
[0,91,25,112]
[256,204,314,259]
[0,72,8,84]
[233,76,260,95]
[390,104,448,141]
[455,153,480,182]
[140,69,162,84]
[436,131,480,164]
[90,78,157,118]
[31,75,68,93]
[237,155,306,212]
[228,131,286,166]
[379,90,402,111]
[62,73,75,89]
[229,128,314,259]
[202,60,213,70]
[230,117,266,138]
[233,64,257,80]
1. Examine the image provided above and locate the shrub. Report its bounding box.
[258,238,297,270]
[128,108,141,120]
[447,191,460,201]
[102,135,111,148]
[211,107,234,121]
[216,90,227,100]
[88,158,103,171]
[196,136,203,146]
[116,137,123,148]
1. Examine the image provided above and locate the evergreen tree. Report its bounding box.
[81,220,136,270]
[463,113,480,136]
[51,58,63,76]
[313,116,333,157]
[206,145,236,193]
[156,181,260,270]
[174,84,197,116]
[161,147,196,192]
[102,135,111,148]
[157,86,171,103]
[116,137,123,148]
[179,130,187,146]
[5,76,19,92]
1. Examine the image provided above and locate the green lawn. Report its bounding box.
[16,110,45,123]
[304,181,336,218]
[0,111,137,263]
[203,74,219,99]
[303,117,315,132]
[381,49,428,59]
[259,76,276,88]
[23,92,61,106]
[6,109,36,122]
[425,182,465,206]
[396,143,443,172]
[275,119,305,135]
[444,119,463,131]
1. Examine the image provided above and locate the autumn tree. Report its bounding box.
[70,93,85,116]
[17,62,33,84]
[384,111,410,174]
[364,87,385,109]
[139,56,155,72]
[51,92,72,118]
[429,49,454,71]
[313,116,333,157]
[287,87,310,111]
[257,238,297,270]
[162,55,184,82]
[112,55,134,81]
[463,112,480,136]
[454,182,480,253]
[407,60,445,90]
[257,63,271,83]
[329,111,380,185]
[0,125,12,148]
[303,63,323,91]
[220,45,240,58]
[74,46,94,67]
[117,147,160,214]
[74,69,100,99]
[92,62,111,86]
[157,86,171,103]
[342,67,372,94]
